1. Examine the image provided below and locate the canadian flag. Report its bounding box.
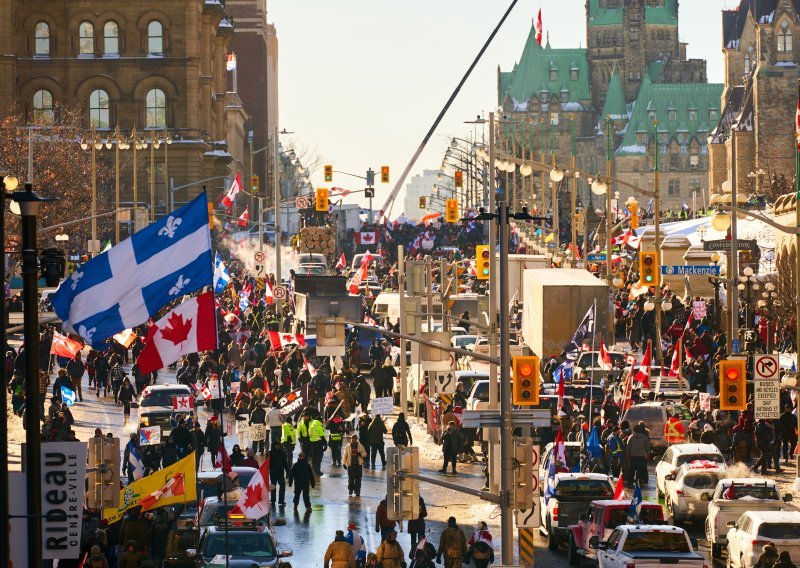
[195,382,214,401]
[172,395,195,410]
[355,231,376,245]
[335,253,346,271]
[264,278,274,305]
[136,292,218,374]
[348,263,368,294]
[535,8,543,46]
[612,230,641,249]
[304,356,318,377]
[634,340,652,389]
[140,472,186,511]
[220,172,242,210]
[599,338,613,371]
[215,445,232,473]
[554,428,567,466]
[231,457,271,519]
[364,313,378,326]
[50,331,83,359]
[557,370,565,414]
[267,331,307,351]
[223,311,242,329]
[668,337,682,378]
[112,328,138,349]
[237,207,250,227]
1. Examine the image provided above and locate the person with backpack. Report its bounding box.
[467,521,494,568]
[392,412,413,450]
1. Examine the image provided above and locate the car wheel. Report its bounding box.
[547,518,559,551]
[568,533,579,566]
[667,498,679,524]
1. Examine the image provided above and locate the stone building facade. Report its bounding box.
[709,0,800,199]
[498,0,722,214]
[0,0,241,235]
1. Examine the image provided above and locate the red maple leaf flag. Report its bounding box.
[50,331,83,360]
[137,292,217,374]
[335,253,346,271]
[220,172,242,210]
[267,331,307,351]
[634,340,652,389]
[599,338,613,371]
[237,207,249,228]
[535,8,543,46]
[232,457,271,519]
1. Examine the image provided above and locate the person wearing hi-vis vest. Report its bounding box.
[281,419,297,462]
[310,416,327,475]
[664,414,686,445]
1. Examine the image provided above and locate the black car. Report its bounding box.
[163,526,199,568]
[138,385,195,435]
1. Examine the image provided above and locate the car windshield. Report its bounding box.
[676,454,724,467]
[199,502,239,526]
[606,507,661,529]
[204,532,276,558]
[758,524,800,540]
[455,337,477,348]
[682,473,723,489]
[723,485,779,500]
[667,405,693,420]
[621,532,690,552]
[140,390,188,407]
[554,479,613,499]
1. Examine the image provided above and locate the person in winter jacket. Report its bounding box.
[343,434,367,496]
[467,521,495,568]
[86,544,109,568]
[410,547,435,568]
[205,416,223,465]
[191,422,206,470]
[249,402,268,454]
[367,414,388,468]
[440,421,462,474]
[117,540,144,568]
[117,378,136,424]
[437,516,467,568]
[376,529,405,568]
[375,498,397,541]
[755,543,780,568]
[345,521,367,565]
[161,435,179,468]
[324,530,356,568]
[773,551,798,568]
[269,440,291,505]
[66,352,86,402]
[288,452,315,509]
[392,412,413,449]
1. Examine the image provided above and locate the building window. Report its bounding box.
[147,20,163,55]
[648,110,656,121]
[689,110,697,121]
[549,69,558,81]
[89,89,110,128]
[668,109,677,121]
[146,88,166,127]
[744,51,753,74]
[78,22,94,55]
[778,21,793,53]
[631,28,639,42]
[33,89,54,125]
[689,178,701,192]
[104,21,119,55]
[570,68,578,81]
[34,22,50,56]
[709,109,718,122]
[690,154,699,167]
[560,90,568,103]
[668,179,681,196]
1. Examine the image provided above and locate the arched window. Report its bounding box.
[79,22,94,55]
[778,21,793,53]
[89,89,110,128]
[33,89,54,125]
[147,20,163,55]
[34,22,50,56]
[104,21,119,55]
[146,88,166,127]
[744,48,753,74]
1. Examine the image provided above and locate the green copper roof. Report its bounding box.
[587,0,677,27]
[601,67,628,121]
[616,78,723,155]
[498,22,590,107]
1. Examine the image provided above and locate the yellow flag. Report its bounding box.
[104,453,197,524]
[545,232,554,243]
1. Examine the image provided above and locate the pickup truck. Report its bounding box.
[540,473,614,551]
[567,500,665,566]
[596,525,704,568]
[705,478,792,560]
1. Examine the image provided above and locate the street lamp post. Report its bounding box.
[80,127,102,254]
[130,127,147,232]
[163,126,173,213]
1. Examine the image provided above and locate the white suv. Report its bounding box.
[655,443,725,499]
[664,461,727,523]
[726,511,800,568]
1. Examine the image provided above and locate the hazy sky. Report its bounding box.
[270,0,739,215]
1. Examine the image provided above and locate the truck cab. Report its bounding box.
[596,525,703,568]
[540,472,614,551]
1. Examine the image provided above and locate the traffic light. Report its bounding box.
[574,210,585,227]
[381,166,390,183]
[512,437,535,511]
[512,355,540,406]
[39,248,65,287]
[324,165,333,182]
[315,188,329,211]
[419,196,426,209]
[454,170,463,188]
[638,251,659,287]
[628,201,640,229]
[387,446,420,521]
[718,358,747,410]
[445,198,458,223]
[475,244,490,280]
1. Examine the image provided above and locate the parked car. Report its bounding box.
[163,526,199,568]
[567,499,665,565]
[621,401,692,451]
[655,443,726,499]
[725,511,800,568]
[706,478,791,559]
[138,385,195,436]
[540,473,614,550]
[663,461,727,523]
[595,525,703,568]
[190,517,293,567]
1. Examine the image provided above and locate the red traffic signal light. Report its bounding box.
[639,251,659,287]
[381,166,390,183]
[454,170,463,188]
[513,355,540,406]
[718,359,747,411]
[445,198,458,223]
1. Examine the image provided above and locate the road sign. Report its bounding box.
[295,196,310,209]
[744,330,758,344]
[547,243,556,248]
[516,505,540,528]
[703,239,758,252]
[731,339,741,353]
[660,265,721,276]
[272,285,287,300]
[754,354,779,381]
[754,377,781,420]
[461,409,551,429]
[253,251,266,278]
[587,254,607,261]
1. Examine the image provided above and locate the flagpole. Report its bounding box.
[210,289,229,568]
[588,299,597,462]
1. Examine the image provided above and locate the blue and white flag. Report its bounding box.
[60,385,76,407]
[552,360,574,383]
[128,443,145,480]
[52,193,214,347]
[627,482,643,523]
[586,426,602,459]
[213,253,231,294]
[559,304,596,362]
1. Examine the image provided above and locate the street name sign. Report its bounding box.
[587,254,607,261]
[703,239,758,252]
[660,265,721,276]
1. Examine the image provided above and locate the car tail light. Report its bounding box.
[553,507,559,521]
[752,539,770,547]
[674,489,684,496]
[627,563,636,568]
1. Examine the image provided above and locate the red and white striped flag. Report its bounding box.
[348,263,368,295]
[634,340,652,389]
[668,337,682,378]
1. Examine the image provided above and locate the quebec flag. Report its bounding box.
[213,253,231,294]
[52,193,214,347]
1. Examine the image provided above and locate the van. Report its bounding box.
[372,292,443,322]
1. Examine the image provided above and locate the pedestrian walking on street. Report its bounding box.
[191,422,206,471]
[117,378,136,424]
[625,421,650,486]
[467,521,494,568]
[375,498,397,541]
[437,516,467,568]
[323,530,356,568]
[367,414,387,468]
[439,421,461,475]
[392,412,413,450]
[66,352,85,402]
[205,415,223,466]
[376,529,404,568]
[288,452,315,510]
[282,418,297,463]
[343,434,367,496]
[410,548,435,568]
[407,495,428,558]
[269,440,290,505]
[309,414,327,475]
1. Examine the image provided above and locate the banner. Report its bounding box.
[139,426,162,446]
[104,453,197,524]
[371,396,394,416]
[42,441,88,559]
[251,423,266,441]
[278,386,310,417]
